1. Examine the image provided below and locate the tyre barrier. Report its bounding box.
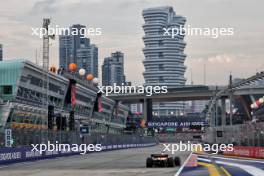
[0,143,157,165]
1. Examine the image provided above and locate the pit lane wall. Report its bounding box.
[0,143,156,165]
[223,146,264,159]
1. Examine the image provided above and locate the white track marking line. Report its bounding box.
[174,152,193,176]
[216,160,264,176]
[0,165,9,169]
[197,157,212,163]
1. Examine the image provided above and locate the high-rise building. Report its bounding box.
[142,6,187,116]
[76,44,98,78]
[59,24,98,77]
[0,44,2,61]
[102,51,126,86]
[185,100,209,114]
[102,57,112,86]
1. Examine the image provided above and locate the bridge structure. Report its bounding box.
[206,72,264,127]
[108,85,217,122]
[109,85,217,103]
[109,72,264,125]
[203,72,264,145]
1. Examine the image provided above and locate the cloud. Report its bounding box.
[31,0,103,14]
[207,54,233,63]
[185,54,264,85]
[31,0,57,14]
[1,0,264,86]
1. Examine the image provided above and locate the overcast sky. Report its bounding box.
[0,0,263,86]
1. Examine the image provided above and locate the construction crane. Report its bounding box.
[41,18,55,142]
[42,18,55,71]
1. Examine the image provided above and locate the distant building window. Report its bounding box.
[159,64,164,70]
[159,76,164,82]
[3,85,12,94]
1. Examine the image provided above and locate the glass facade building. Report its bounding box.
[102,51,126,86]
[142,6,187,116]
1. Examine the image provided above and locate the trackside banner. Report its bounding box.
[0,143,156,165]
[223,146,264,159]
[147,118,206,128]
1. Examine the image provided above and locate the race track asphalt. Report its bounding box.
[0,144,190,176]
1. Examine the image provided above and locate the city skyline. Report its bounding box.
[0,1,264,174]
[0,0,264,86]
[59,24,99,77]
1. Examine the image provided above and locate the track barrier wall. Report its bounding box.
[223,146,264,159]
[0,142,157,165]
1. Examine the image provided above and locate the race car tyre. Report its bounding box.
[167,157,175,167]
[146,157,153,168]
[160,161,166,167]
[174,157,181,166]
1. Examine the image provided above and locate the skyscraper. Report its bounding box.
[59,24,98,77]
[102,51,126,86]
[89,44,98,78]
[142,6,187,116]
[76,44,98,78]
[0,44,2,61]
